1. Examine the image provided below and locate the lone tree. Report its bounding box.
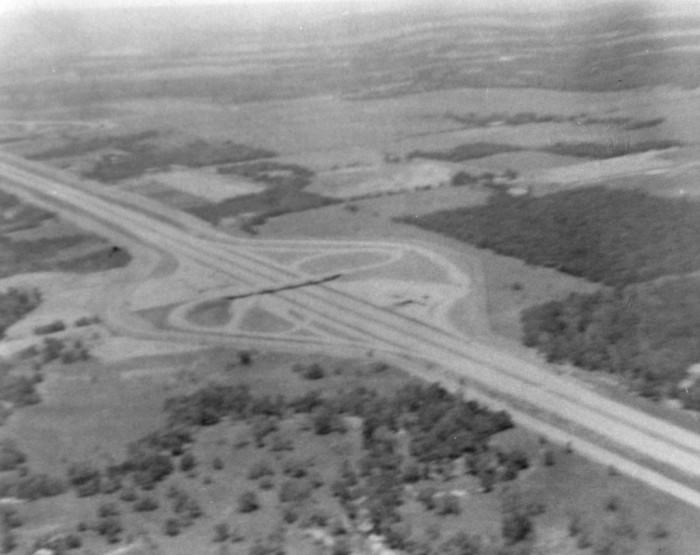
[237,490,260,513]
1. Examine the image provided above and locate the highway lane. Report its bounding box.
[3,157,700,503]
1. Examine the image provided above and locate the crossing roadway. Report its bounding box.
[2,152,700,508]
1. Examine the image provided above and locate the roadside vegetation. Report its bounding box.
[0,288,40,338]
[522,278,700,403]
[401,187,700,407]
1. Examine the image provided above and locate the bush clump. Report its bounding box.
[237,490,260,513]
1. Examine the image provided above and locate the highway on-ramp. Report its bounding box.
[2,153,700,509]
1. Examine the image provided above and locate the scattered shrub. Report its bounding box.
[502,511,533,545]
[278,479,312,504]
[282,458,309,479]
[605,495,621,512]
[164,518,180,537]
[259,476,275,490]
[417,486,437,511]
[237,490,260,513]
[0,440,26,471]
[567,512,582,537]
[269,432,294,452]
[650,522,670,539]
[213,522,230,543]
[4,472,66,500]
[248,459,275,480]
[179,451,196,472]
[0,288,41,340]
[301,363,325,380]
[96,515,123,543]
[436,493,461,516]
[98,502,120,518]
[33,320,66,336]
[238,351,252,365]
[311,405,346,435]
[133,495,159,512]
[120,487,138,502]
[67,462,101,497]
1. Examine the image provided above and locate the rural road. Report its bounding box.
[3,152,700,508]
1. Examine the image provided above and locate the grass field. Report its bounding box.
[297,250,392,276]
[185,299,232,328]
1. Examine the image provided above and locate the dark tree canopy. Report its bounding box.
[400,187,700,285]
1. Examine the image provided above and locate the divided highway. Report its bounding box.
[3,154,700,508]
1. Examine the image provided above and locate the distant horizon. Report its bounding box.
[0,0,667,17]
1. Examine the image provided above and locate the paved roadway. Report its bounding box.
[3,153,700,508]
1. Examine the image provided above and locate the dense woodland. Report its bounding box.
[402,187,700,285]
[521,279,700,402]
[0,288,40,339]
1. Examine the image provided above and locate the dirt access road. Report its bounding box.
[3,151,700,509]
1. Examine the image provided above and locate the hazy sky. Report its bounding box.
[1,0,399,14]
[2,0,698,17]
[0,0,617,16]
